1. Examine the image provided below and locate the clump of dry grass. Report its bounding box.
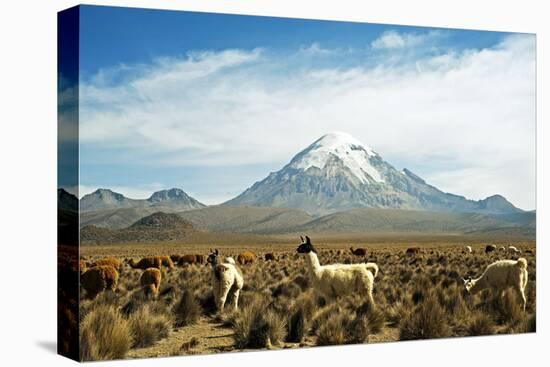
[285,291,316,342]
[233,295,286,349]
[316,312,347,346]
[383,301,405,327]
[197,290,217,316]
[492,290,524,326]
[128,304,172,348]
[80,305,132,361]
[361,305,385,334]
[316,308,370,346]
[466,311,495,336]
[173,289,201,327]
[287,307,307,343]
[311,303,340,333]
[400,292,451,340]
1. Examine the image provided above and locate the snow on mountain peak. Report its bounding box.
[288,132,384,184]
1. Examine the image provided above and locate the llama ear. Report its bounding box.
[300,236,304,242]
[305,236,311,244]
[215,249,219,255]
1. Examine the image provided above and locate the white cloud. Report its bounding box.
[79,34,536,209]
[370,30,441,49]
[298,42,335,55]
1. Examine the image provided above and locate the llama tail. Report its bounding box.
[365,263,379,278]
[516,258,527,269]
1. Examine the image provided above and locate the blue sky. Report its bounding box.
[78,6,506,74]
[65,5,536,209]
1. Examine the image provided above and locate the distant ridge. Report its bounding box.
[80,187,205,212]
[80,212,195,243]
[121,206,533,239]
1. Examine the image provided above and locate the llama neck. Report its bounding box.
[209,258,219,271]
[304,252,322,279]
[470,275,488,294]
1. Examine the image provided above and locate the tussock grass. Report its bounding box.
[233,295,286,349]
[493,290,524,326]
[173,289,201,327]
[467,312,495,336]
[128,305,172,348]
[400,292,451,340]
[287,307,307,343]
[80,305,132,361]
[316,308,370,346]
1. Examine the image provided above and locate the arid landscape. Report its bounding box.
[77,235,536,361]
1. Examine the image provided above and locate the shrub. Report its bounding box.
[316,309,370,346]
[198,291,217,316]
[272,280,301,298]
[345,315,370,344]
[173,289,201,327]
[316,313,346,346]
[158,284,177,305]
[233,296,286,349]
[400,293,451,340]
[467,312,495,336]
[128,305,172,348]
[120,292,146,317]
[366,308,385,334]
[311,303,340,333]
[80,305,132,361]
[354,300,385,334]
[490,290,523,326]
[383,301,405,327]
[265,310,287,346]
[287,307,307,343]
[293,275,309,290]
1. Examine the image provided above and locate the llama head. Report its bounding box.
[207,249,219,265]
[462,276,476,293]
[297,235,317,254]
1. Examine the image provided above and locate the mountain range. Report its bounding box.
[80,188,205,211]
[60,132,534,239]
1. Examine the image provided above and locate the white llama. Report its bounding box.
[463,258,528,311]
[296,236,378,306]
[207,249,244,313]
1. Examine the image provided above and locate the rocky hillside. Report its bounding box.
[80,212,195,244]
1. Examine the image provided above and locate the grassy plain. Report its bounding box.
[79,234,536,360]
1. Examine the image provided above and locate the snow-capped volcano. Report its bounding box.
[224,132,522,216]
[288,132,384,184]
